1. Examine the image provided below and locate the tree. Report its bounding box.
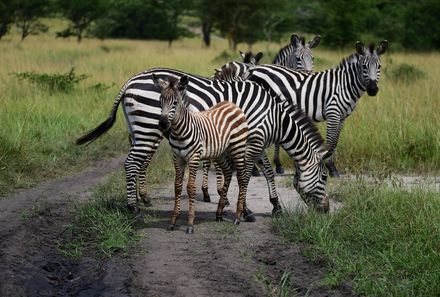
[0,0,16,39]
[91,0,191,45]
[15,0,48,41]
[57,0,106,42]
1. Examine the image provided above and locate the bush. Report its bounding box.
[385,61,426,82]
[13,68,88,92]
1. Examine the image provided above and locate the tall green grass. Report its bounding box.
[273,181,440,296]
[1,18,439,195]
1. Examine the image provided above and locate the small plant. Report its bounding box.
[385,60,426,82]
[13,68,88,92]
[256,269,299,297]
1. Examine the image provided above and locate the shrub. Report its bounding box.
[385,61,426,82]
[13,68,88,92]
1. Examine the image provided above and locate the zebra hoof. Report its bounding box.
[186,226,194,234]
[216,215,223,222]
[233,219,240,225]
[167,224,175,231]
[140,194,152,207]
[329,170,340,178]
[272,206,282,217]
[275,166,285,174]
[225,199,230,206]
[127,204,140,216]
[244,213,256,222]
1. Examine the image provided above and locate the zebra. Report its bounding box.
[244,40,389,177]
[273,33,321,72]
[153,74,249,233]
[76,67,330,219]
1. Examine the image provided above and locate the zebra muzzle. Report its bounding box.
[159,116,171,133]
[366,81,378,96]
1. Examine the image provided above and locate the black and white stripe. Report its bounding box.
[272,34,321,72]
[76,67,331,216]
[246,40,389,176]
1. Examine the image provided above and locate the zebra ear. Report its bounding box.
[254,52,263,64]
[308,35,321,48]
[239,50,246,59]
[319,149,334,163]
[290,34,300,47]
[152,74,168,90]
[377,40,388,55]
[356,41,366,55]
[178,75,189,91]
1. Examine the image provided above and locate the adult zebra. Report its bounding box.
[212,34,321,175]
[245,40,389,177]
[76,67,331,218]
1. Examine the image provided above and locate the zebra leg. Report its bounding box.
[137,154,153,207]
[201,161,211,202]
[325,114,344,177]
[251,164,261,177]
[215,161,230,206]
[168,156,185,231]
[214,158,229,221]
[232,153,248,225]
[125,148,147,216]
[260,153,282,216]
[273,144,285,174]
[186,156,200,234]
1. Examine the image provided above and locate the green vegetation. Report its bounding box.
[256,269,298,297]
[1,25,439,195]
[13,67,88,92]
[273,181,440,296]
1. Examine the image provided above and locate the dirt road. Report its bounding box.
[0,157,352,297]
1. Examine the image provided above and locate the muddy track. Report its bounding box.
[0,156,354,297]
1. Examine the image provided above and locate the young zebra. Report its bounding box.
[245,40,389,177]
[76,67,330,218]
[153,74,248,233]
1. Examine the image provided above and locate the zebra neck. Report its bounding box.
[335,55,367,102]
[171,103,193,134]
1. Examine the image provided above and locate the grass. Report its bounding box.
[57,141,173,259]
[273,180,440,296]
[1,18,439,196]
[256,269,299,297]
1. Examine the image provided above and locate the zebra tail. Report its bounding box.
[76,85,127,145]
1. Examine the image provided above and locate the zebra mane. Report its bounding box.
[339,52,361,68]
[284,103,325,151]
[272,43,294,64]
[214,63,240,81]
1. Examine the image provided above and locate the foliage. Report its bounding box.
[384,61,426,82]
[273,181,440,296]
[91,0,191,44]
[14,0,49,40]
[12,68,88,92]
[56,0,107,42]
[0,0,16,39]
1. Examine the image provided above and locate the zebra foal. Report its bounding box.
[153,74,249,233]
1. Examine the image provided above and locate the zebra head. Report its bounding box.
[239,50,263,65]
[213,51,263,81]
[355,40,389,96]
[276,34,321,71]
[293,149,332,213]
[152,74,189,131]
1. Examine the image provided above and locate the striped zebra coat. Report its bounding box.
[76,67,331,217]
[245,41,389,177]
[153,75,249,232]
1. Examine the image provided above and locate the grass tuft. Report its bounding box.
[273,181,440,296]
[58,172,141,259]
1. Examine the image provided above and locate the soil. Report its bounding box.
[0,156,355,297]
